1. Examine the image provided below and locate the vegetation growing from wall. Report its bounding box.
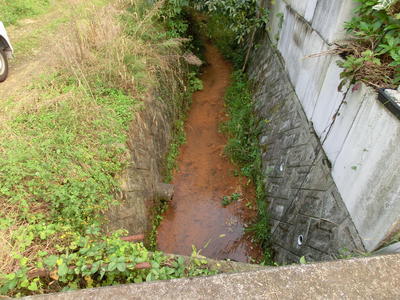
[221,71,272,264]
[0,0,51,25]
[0,0,213,296]
[338,0,400,89]
[164,72,203,184]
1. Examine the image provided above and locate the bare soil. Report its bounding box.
[157,42,263,263]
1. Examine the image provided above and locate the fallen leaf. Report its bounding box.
[50,269,59,280]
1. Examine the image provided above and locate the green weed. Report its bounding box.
[188,71,203,92]
[221,193,242,206]
[165,119,186,183]
[195,0,269,45]
[159,0,190,38]
[196,0,269,70]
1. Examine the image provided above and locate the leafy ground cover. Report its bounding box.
[0,0,214,296]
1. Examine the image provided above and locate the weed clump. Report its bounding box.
[338,0,400,88]
[221,193,242,206]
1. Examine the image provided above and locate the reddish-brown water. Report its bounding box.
[157,42,262,262]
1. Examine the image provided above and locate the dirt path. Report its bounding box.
[0,0,102,102]
[157,42,262,263]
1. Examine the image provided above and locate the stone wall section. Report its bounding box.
[249,0,400,262]
[248,40,365,263]
[105,94,175,237]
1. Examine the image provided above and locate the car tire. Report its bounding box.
[0,49,9,82]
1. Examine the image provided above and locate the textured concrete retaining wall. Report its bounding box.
[105,95,174,237]
[249,0,400,262]
[248,38,365,263]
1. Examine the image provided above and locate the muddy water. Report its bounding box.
[157,43,262,263]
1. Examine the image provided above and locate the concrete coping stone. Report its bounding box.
[25,254,400,299]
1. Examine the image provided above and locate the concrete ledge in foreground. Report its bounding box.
[26,254,400,299]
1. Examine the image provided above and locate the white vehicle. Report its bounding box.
[0,22,13,82]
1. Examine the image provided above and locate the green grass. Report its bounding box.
[0,70,143,295]
[0,0,51,26]
[11,14,67,61]
[5,79,137,223]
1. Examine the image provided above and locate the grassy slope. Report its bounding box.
[0,0,51,26]
[3,0,110,62]
[0,1,214,296]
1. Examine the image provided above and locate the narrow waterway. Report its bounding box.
[157,42,262,263]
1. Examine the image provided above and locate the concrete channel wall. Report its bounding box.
[249,0,400,263]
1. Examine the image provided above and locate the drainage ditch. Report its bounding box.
[156,42,263,263]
